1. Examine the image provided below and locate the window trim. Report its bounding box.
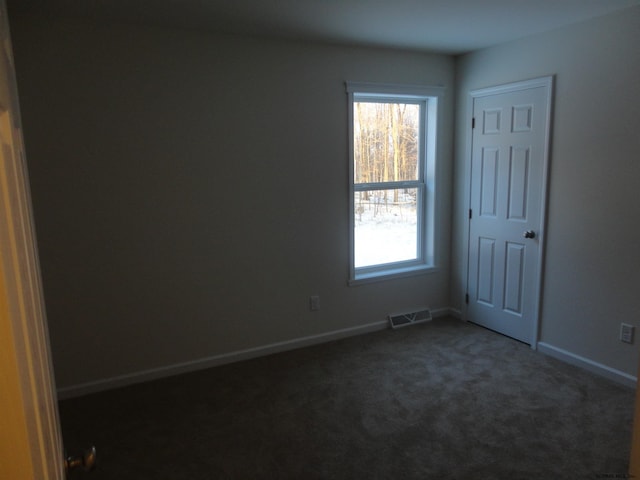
[346,82,444,285]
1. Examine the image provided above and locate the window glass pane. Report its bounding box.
[353,102,420,184]
[354,189,418,268]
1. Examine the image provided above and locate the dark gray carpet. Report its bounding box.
[61,318,635,479]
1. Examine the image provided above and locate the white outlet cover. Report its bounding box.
[310,295,320,311]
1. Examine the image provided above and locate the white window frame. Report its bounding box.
[346,82,443,285]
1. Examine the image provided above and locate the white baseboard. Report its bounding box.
[58,306,462,399]
[446,308,463,320]
[57,319,393,400]
[537,342,637,388]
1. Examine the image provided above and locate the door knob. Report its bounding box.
[65,446,97,474]
[523,230,536,239]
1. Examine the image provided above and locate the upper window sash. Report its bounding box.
[352,98,425,185]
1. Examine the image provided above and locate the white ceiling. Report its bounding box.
[8,0,640,54]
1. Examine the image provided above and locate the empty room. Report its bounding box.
[2,0,639,478]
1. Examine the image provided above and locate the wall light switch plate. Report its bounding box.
[620,323,634,344]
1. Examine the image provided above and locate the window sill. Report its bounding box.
[349,264,438,286]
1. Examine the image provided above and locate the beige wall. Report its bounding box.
[453,6,640,377]
[11,5,639,393]
[9,14,454,390]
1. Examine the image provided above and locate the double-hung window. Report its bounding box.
[346,82,442,284]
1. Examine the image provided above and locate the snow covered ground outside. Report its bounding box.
[354,196,417,268]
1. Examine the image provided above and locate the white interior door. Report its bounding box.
[466,77,552,345]
[0,0,65,477]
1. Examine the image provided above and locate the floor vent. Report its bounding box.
[388,308,432,329]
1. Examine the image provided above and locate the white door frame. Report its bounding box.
[0,0,64,477]
[462,76,554,350]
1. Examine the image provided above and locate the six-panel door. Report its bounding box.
[467,81,551,344]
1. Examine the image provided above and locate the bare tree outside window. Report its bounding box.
[354,102,419,185]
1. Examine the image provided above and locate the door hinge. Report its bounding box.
[465,293,469,304]
[471,117,475,129]
[469,209,472,219]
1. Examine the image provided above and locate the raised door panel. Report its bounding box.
[480,147,499,217]
[476,237,496,306]
[503,242,525,315]
[507,146,530,221]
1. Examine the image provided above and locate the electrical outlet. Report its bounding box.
[310,295,320,311]
[620,323,634,344]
